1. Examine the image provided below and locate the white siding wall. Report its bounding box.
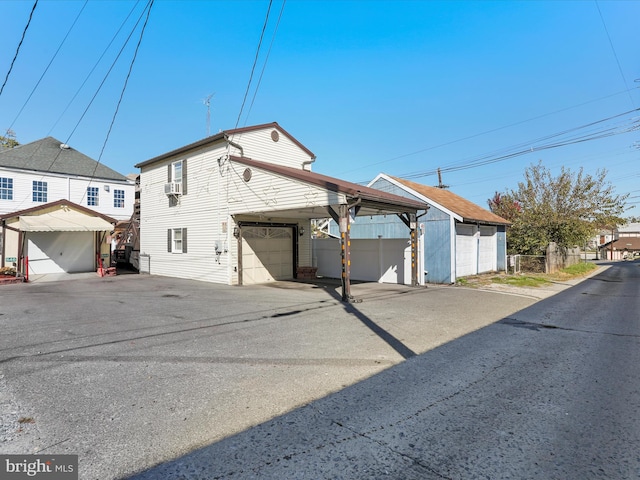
[139,145,231,284]
[0,168,134,220]
[227,128,314,169]
[225,162,345,216]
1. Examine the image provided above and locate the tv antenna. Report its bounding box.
[203,93,215,136]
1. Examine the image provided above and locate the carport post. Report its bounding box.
[339,204,351,302]
[410,215,419,287]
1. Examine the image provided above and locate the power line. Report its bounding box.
[95,1,154,166]
[394,108,640,181]
[244,0,286,125]
[45,0,153,174]
[8,0,88,131]
[338,86,640,177]
[234,0,273,130]
[595,0,636,108]
[0,0,38,98]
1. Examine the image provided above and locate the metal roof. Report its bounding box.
[0,137,129,182]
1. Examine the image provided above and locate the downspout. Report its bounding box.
[302,156,316,171]
[1,220,5,268]
[223,133,244,157]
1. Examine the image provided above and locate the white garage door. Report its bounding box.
[456,224,477,277]
[478,226,497,273]
[242,227,293,284]
[27,232,95,274]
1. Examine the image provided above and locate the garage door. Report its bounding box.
[27,232,95,274]
[456,224,477,277]
[241,227,293,284]
[478,226,497,273]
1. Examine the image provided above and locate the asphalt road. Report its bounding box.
[1,263,638,479]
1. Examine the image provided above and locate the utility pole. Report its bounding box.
[436,168,449,189]
[203,93,215,136]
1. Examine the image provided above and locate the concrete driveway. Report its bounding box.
[0,273,552,478]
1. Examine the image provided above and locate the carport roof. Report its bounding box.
[1,199,117,231]
[230,156,429,216]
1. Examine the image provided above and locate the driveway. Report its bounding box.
[0,272,578,478]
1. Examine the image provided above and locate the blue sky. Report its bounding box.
[1,0,639,217]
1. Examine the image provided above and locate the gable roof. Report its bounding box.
[230,156,428,215]
[386,175,510,225]
[0,137,128,182]
[135,122,316,169]
[0,198,117,223]
[602,237,640,251]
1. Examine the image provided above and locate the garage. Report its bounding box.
[241,226,293,284]
[1,200,116,277]
[26,231,95,274]
[478,226,497,273]
[456,224,477,277]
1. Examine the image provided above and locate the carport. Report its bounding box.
[1,200,116,276]
[229,156,428,301]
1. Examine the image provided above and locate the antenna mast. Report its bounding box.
[203,93,215,136]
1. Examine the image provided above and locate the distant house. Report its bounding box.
[327,174,510,284]
[0,137,134,275]
[134,122,426,288]
[0,137,134,221]
[599,222,640,260]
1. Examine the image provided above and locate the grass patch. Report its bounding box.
[560,262,597,276]
[490,275,551,288]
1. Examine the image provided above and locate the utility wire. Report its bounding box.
[0,0,38,99]
[94,1,153,168]
[45,1,152,174]
[244,0,286,126]
[339,86,640,176]
[234,0,273,129]
[595,0,636,108]
[393,108,640,181]
[47,1,141,136]
[8,1,88,131]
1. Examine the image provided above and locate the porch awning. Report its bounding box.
[18,208,114,232]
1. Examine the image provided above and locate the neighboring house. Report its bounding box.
[134,122,426,288]
[0,199,116,275]
[328,174,510,284]
[599,222,640,260]
[0,137,135,221]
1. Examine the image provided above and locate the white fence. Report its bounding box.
[313,238,419,285]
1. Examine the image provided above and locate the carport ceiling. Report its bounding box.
[230,156,428,219]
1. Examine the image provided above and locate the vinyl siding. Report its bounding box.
[139,141,315,285]
[227,129,314,169]
[139,144,230,284]
[0,168,134,220]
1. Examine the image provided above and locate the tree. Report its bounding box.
[489,161,628,255]
[0,129,19,149]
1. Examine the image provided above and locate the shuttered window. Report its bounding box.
[168,228,188,253]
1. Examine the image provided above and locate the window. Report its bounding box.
[168,228,188,253]
[167,159,187,195]
[87,186,99,206]
[114,189,125,208]
[32,181,48,203]
[172,161,182,183]
[0,177,13,200]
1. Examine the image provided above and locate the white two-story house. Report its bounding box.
[0,137,135,275]
[134,122,426,288]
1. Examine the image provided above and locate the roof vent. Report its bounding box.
[60,143,70,149]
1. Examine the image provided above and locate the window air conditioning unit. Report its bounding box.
[164,182,181,195]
